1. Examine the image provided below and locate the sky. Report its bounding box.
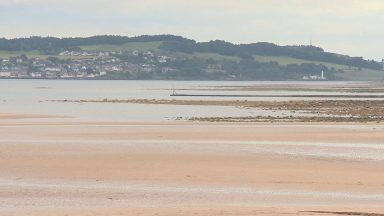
[0,0,383,60]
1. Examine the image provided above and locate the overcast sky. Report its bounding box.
[0,0,383,60]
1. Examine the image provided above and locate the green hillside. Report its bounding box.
[80,41,163,52]
[0,50,44,58]
[178,52,242,62]
[254,55,345,68]
[0,35,382,81]
[80,42,384,80]
[253,55,384,81]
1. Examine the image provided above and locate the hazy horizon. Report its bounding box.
[0,0,383,60]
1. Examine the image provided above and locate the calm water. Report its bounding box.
[0,79,379,121]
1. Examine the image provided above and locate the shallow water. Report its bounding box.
[0,79,382,121]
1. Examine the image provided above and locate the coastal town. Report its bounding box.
[1,47,383,80]
[0,49,178,79]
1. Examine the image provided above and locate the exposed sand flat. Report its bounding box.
[0,113,69,119]
[1,122,384,143]
[5,207,384,216]
[1,121,384,215]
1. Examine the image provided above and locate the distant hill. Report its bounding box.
[0,35,383,81]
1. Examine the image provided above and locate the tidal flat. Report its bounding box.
[1,80,384,215]
[52,99,384,123]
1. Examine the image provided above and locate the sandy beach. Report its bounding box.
[0,113,68,119]
[1,0,384,212]
[1,114,384,215]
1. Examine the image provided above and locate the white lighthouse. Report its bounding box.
[321,70,326,80]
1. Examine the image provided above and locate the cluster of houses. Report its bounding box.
[0,50,178,79]
[59,50,114,57]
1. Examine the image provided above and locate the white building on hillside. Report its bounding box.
[302,70,326,81]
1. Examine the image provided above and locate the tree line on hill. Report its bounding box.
[111,52,340,80]
[0,35,185,54]
[161,40,382,70]
[163,58,339,81]
[0,35,382,71]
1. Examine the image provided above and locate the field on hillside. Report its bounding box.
[0,51,93,60]
[254,55,384,81]
[177,52,242,62]
[0,50,45,59]
[80,41,163,52]
[254,55,347,68]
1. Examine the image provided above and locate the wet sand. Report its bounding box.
[0,113,68,119]
[1,118,384,215]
